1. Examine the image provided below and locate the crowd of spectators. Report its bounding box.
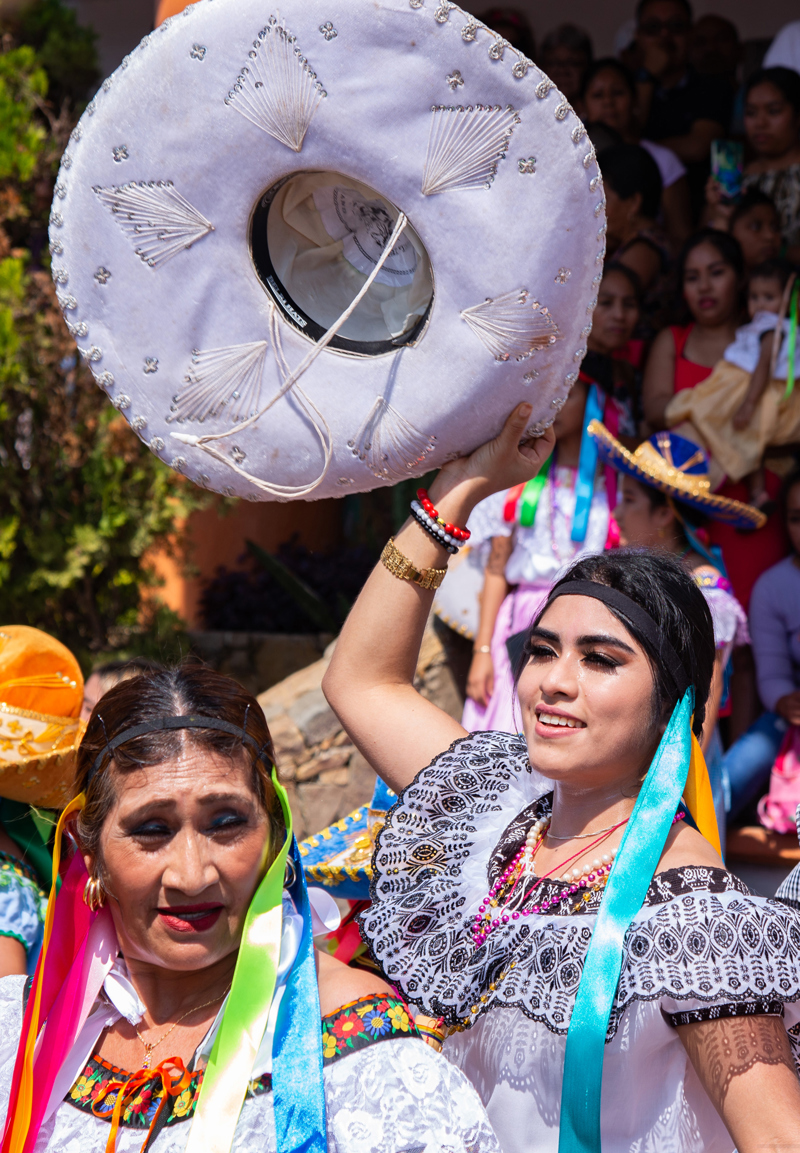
[474,2,800,838]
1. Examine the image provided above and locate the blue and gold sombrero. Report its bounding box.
[299,777,396,901]
[588,421,766,531]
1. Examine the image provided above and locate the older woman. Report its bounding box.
[0,666,499,1153]
[324,404,800,1153]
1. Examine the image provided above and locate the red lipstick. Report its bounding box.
[157,903,223,933]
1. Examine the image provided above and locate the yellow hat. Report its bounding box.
[0,626,85,809]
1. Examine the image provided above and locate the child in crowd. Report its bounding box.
[665,259,800,510]
[729,190,783,270]
[80,655,164,721]
[460,264,641,734]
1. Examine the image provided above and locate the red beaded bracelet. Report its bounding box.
[416,489,471,542]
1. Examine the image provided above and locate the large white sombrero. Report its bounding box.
[51,0,605,502]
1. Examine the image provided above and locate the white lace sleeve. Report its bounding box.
[0,976,26,1125]
[324,1037,501,1153]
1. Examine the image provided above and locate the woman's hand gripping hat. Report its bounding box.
[52,0,606,502]
[0,626,84,809]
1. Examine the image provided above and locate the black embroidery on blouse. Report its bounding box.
[664,999,785,1028]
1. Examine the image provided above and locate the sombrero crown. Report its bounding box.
[51,0,604,502]
[589,422,766,531]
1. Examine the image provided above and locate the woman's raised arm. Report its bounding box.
[322,404,554,794]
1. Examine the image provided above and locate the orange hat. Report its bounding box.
[0,626,85,809]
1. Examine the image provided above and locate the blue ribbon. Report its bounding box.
[571,385,604,543]
[272,838,327,1152]
[558,690,694,1152]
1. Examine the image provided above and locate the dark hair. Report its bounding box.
[601,261,644,304]
[599,143,663,220]
[523,550,715,737]
[636,0,692,24]
[478,6,536,59]
[75,663,285,870]
[584,121,625,154]
[582,56,637,100]
[678,227,744,289]
[638,482,708,530]
[749,257,795,292]
[540,22,593,61]
[729,188,779,232]
[745,67,800,115]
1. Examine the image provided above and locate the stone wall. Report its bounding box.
[257,618,469,840]
[188,630,334,698]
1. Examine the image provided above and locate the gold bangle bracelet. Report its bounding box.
[380,538,448,591]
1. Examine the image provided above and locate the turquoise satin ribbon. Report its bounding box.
[558,690,694,1152]
[272,838,326,1152]
[571,385,604,543]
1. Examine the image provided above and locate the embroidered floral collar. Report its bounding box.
[66,994,419,1130]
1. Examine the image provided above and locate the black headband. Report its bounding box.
[543,580,691,697]
[87,713,273,786]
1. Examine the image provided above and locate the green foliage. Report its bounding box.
[0,7,206,666]
[17,0,98,108]
[0,47,47,182]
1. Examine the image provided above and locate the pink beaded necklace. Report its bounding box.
[472,810,686,949]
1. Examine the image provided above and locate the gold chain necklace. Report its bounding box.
[135,987,230,1069]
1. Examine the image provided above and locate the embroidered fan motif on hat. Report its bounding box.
[460,289,560,361]
[421,103,519,195]
[348,396,436,480]
[226,16,326,153]
[168,341,269,423]
[94,182,214,268]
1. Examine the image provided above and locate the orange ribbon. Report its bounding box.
[91,1057,194,1153]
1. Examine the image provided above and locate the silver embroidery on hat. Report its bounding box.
[95,182,214,268]
[225,17,326,153]
[170,341,269,424]
[348,397,436,481]
[461,289,560,361]
[422,104,519,195]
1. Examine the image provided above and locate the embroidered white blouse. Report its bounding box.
[465,470,610,590]
[361,731,800,1153]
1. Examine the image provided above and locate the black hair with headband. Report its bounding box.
[519,550,715,737]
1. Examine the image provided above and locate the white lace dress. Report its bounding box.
[360,731,800,1153]
[0,975,500,1153]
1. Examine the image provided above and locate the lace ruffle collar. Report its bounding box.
[360,731,800,1036]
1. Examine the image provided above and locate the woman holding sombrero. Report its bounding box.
[0,627,85,978]
[324,404,800,1153]
[588,421,764,847]
[0,663,500,1153]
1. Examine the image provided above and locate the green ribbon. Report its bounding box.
[184,767,292,1153]
[785,280,799,400]
[519,455,553,527]
[0,801,54,890]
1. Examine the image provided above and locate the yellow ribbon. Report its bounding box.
[683,733,722,856]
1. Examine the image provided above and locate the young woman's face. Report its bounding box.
[583,68,634,136]
[732,205,782,269]
[614,475,672,548]
[517,595,662,790]
[786,482,800,555]
[589,269,640,354]
[541,46,589,104]
[748,275,784,319]
[744,82,800,159]
[87,748,271,973]
[682,241,740,326]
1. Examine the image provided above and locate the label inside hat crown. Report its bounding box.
[249,170,434,357]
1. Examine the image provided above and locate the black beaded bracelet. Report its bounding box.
[410,502,460,554]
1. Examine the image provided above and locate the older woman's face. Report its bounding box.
[86,746,270,972]
[517,595,661,790]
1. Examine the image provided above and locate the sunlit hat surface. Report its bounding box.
[51,0,605,501]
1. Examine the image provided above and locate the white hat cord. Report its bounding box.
[51,0,606,502]
[171,212,408,497]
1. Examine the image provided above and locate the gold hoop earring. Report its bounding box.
[83,875,106,912]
